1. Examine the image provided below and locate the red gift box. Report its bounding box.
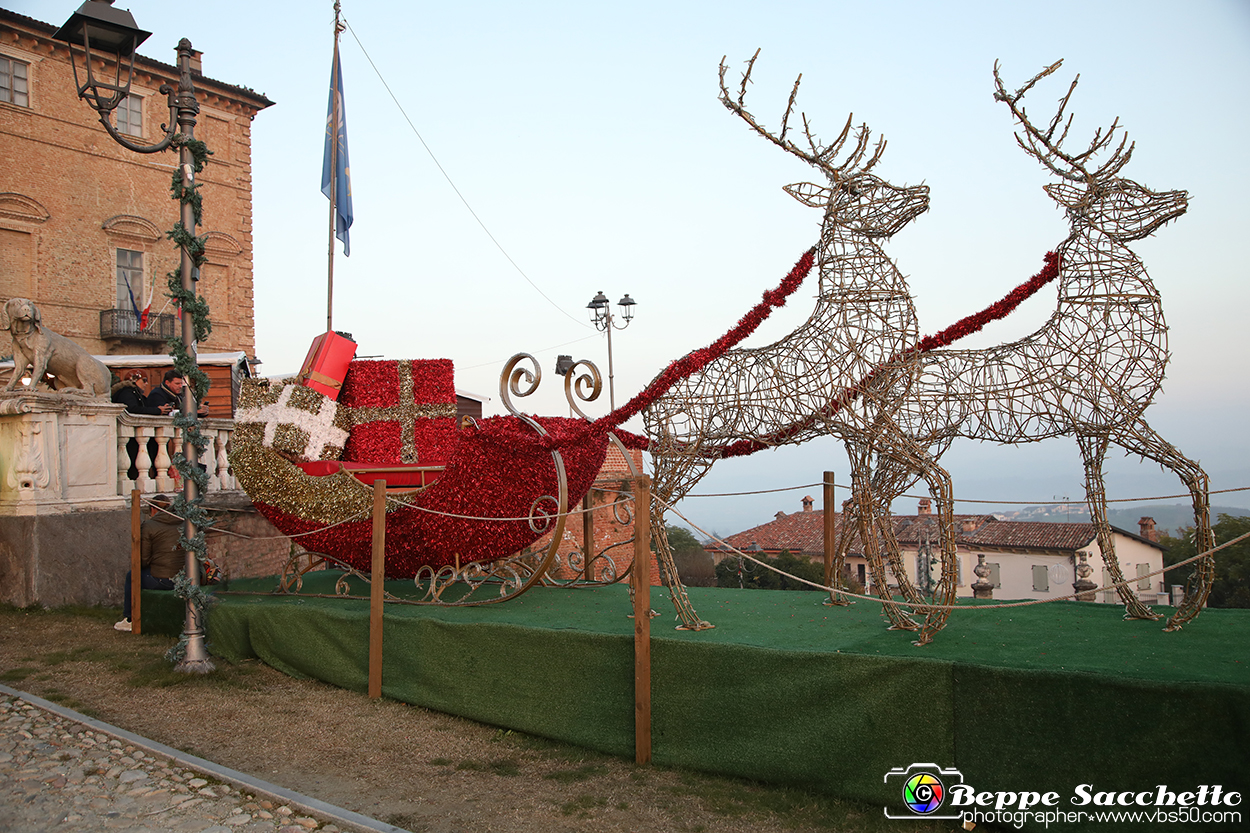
[297,331,357,400]
[339,360,458,466]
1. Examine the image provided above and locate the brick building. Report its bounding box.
[0,8,272,364]
[710,495,1169,604]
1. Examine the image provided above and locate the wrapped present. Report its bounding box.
[234,379,350,462]
[339,359,458,467]
[297,331,358,400]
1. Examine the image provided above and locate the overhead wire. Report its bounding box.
[341,18,589,330]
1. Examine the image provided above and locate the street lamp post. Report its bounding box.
[586,291,636,411]
[55,1,213,673]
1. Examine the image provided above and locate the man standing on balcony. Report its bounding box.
[146,369,207,416]
[145,370,185,413]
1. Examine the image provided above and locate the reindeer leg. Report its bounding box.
[899,443,958,646]
[848,451,918,631]
[647,448,713,631]
[1077,434,1160,621]
[824,502,855,606]
[1112,420,1214,631]
[850,439,925,610]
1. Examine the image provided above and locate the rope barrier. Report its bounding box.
[685,482,1250,505]
[136,489,636,542]
[135,474,1246,543]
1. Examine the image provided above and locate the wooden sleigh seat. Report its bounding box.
[295,459,446,490]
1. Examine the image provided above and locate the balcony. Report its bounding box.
[100,308,177,342]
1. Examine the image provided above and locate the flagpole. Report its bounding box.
[325,0,342,333]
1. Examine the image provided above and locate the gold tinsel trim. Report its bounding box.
[230,422,374,523]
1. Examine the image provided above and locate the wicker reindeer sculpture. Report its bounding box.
[858,60,1214,630]
[643,53,958,641]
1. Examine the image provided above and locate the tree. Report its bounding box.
[714,549,826,591]
[1159,514,1250,609]
[659,523,717,587]
[659,524,704,555]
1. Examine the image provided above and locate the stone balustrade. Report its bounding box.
[117,414,236,496]
[0,392,253,608]
[0,393,238,516]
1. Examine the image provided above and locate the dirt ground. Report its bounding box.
[0,605,961,833]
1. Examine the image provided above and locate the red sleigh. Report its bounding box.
[230,344,626,590]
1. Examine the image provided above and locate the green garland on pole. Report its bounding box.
[165,136,215,583]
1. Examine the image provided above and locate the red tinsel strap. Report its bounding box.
[593,246,817,433]
[507,246,817,457]
[712,251,1061,459]
[912,251,1059,354]
[547,249,1058,460]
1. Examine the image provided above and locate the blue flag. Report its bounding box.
[322,45,353,256]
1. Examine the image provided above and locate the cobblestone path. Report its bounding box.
[0,693,383,833]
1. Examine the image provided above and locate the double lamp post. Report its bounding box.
[578,291,636,411]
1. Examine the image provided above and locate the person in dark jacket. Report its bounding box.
[112,370,171,483]
[115,494,184,632]
[144,369,184,413]
[111,369,173,416]
[146,369,206,416]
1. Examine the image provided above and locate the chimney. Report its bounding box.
[961,518,977,533]
[775,511,787,520]
[802,495,814,513]
[918,498,931,516]
[189,49,203,76]
[1138,517,1159,543]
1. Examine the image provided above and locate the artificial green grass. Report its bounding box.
[140,574,1250,832]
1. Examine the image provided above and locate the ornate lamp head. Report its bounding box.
[53,1,151,116]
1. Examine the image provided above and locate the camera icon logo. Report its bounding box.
[883,763,965,819]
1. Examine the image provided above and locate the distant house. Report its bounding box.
[709,496,1170,605]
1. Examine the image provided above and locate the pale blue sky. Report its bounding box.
[18,1,1250,534]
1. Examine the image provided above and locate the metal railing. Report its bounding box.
[100,309,177,342]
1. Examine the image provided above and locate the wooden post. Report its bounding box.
[368,480,386,699]
[130,489,142,634]
[632,475,652,765]
[582,488,595,579]
[823,471,836,587]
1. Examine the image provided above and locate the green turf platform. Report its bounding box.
[142,575,1250,831]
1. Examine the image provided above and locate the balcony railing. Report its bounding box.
[100,308,177,342]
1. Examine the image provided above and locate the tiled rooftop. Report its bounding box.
[711,500,1160,556]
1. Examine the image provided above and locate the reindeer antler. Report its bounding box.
[993,59,1134,184]
[719,50,885,180]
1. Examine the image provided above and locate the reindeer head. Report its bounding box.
[720,51,928,240]
[784,175,928,239]
[995,60,1188,242]
[1044,179,1188,242]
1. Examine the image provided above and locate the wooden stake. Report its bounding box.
[582,488,595,579]
[632,475,652,765]
[130,489,142,635]
[823,471,835,587]
[368,479,385,699]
